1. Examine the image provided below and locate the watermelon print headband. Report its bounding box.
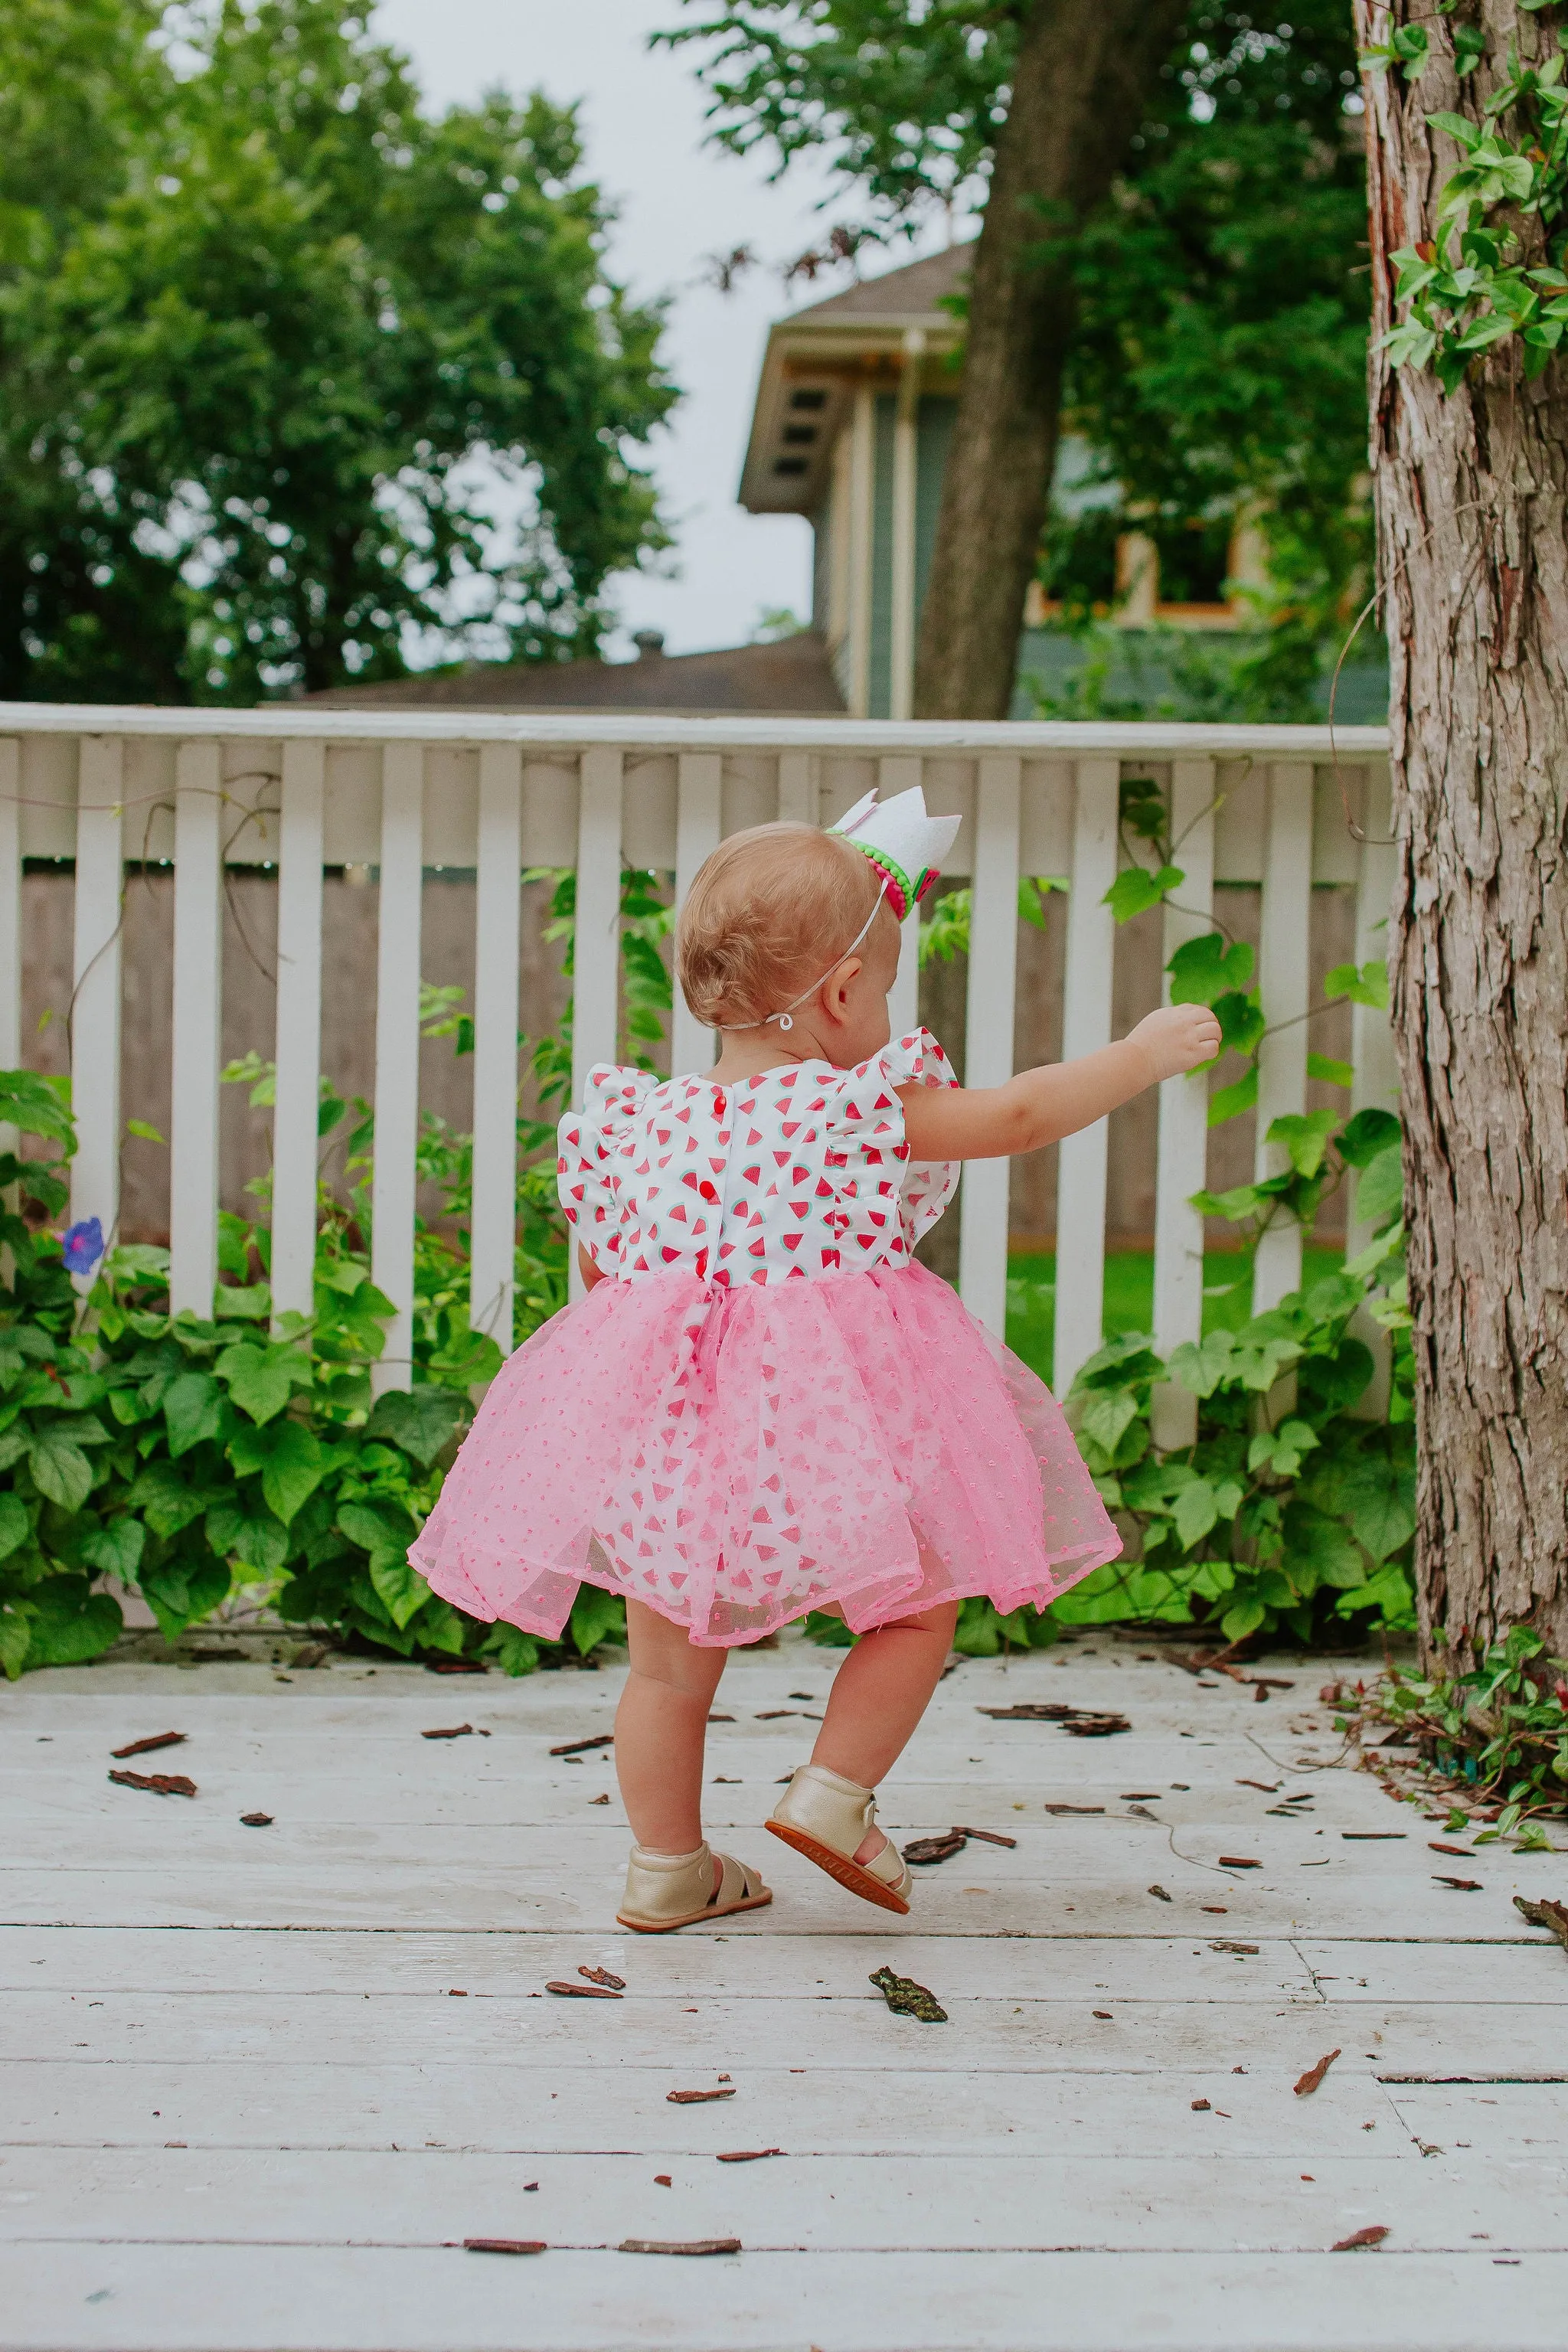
[716,785,962,1034]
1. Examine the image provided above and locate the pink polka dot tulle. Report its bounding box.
[410,1030,1121,1647]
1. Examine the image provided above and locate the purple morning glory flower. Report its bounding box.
[60,1218,105,1276]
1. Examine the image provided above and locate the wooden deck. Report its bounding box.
[2,1634,1565,2350]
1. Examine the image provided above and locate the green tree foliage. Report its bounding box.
[0,0,677,702]
[662,2,1371,709]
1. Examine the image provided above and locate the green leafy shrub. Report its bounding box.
[1349,1626,1568,1832]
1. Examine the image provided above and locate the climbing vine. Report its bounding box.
[1363,4,1568,388]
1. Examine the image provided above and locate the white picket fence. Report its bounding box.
[0,707,1396,1431]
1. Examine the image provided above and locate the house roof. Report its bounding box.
[739,242,972,518]
[300,629,846,717]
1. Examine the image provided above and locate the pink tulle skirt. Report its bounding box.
[411,1262,1122,1647]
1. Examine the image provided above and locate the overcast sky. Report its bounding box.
[374,0,949,658]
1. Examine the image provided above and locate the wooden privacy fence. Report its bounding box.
[0,707,1396,1419]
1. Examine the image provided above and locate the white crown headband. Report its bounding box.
[715,786,962,1033]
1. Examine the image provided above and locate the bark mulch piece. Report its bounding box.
[707,1713,736,1723]
[1516,1894,1568,1952]
[869,1966,947,2024]
[977,1703,1130,1738]
[464,2239,545,2256]
[550,1734,613,1756]
[426,1657,488,1674]
[1433,1873,1483,1891]
[240,1812,273,1828]
[1044,1803,1105,1816]
[423,1723,491,1740]
[1294,2049,1341,2096]
[1332,2226,1390,2252]
[1237,1778,1281,1793]
[110,1732,186,1759]
[905,1824,1018,1866]
[1343,1831,1406,1840]
[754,1709,798,1720]
[579,1966,626,1989]
[620,2239,741,2256]
[715,2148,782,2164]
[109,1769,197,1798]
[1429,1841,1473,1857]
[667,2087,735,2104]
[1148,1884,1174,1902]
[1218,1856,1263,1870]
[545,1980,622,2000]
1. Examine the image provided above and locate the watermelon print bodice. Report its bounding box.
[557,1027,960,1285]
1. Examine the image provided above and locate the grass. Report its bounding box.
[1004,1246,1347,1387]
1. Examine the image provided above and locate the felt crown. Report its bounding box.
[831,786,962,920]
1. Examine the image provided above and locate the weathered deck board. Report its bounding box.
[2,1641,1563,2351]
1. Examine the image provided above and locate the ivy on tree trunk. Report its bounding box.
[912,0,1189,722]
[1361,0,1568,1661]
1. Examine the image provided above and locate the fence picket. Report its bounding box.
[1349,760,1400,1418]
[776,750,815,826]
[958,756,1021,1337]
[0,738,18,1083]
[670,752,722,1080]
[368,746,424,1396]
[0,741,18,1262]
[1053,758,1120,1396]
[270,743,325,1328]
[70,737,125,1243]
[1251,761,1314,1317]
[168,741,223,1315]
[879,756,924,1039]
[1151,760,1217,1452]
[469,745,523,1354]
[568,748,623,1302]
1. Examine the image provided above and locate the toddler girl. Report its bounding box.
[412,790,1220,1931]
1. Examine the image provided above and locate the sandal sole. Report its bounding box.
[616,1890,773,1936]
[764,1818,911,1915]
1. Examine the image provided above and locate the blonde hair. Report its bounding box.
[676,822,894,1030]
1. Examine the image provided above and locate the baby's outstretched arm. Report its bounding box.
[897,1003,1222,1161]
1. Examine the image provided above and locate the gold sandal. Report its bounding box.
[766,1764,913,1915]
[617,1841,773,1934]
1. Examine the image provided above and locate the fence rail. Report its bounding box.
[0,704,1396,1402]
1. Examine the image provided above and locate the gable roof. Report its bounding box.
[300,629,846,717]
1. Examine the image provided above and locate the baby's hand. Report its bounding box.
[1127,1003,1223,1083]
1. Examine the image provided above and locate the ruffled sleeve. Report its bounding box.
[843,1025,961,1249]
[556,1065,659,1273]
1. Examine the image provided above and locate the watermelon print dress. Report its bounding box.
[410,1027,1121,1647]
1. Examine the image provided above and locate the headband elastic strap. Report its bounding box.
[715,878,889,1034]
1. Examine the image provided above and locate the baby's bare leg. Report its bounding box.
[615,1598,730,1854]
[808,1600,959,1860]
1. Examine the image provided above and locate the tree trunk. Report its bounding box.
[912,0,1187,721]
[1363,3,1568,1664]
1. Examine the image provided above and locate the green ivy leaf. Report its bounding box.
[1167,1331,1236,1400]
[139,1559,230,1645]
[1325,959,1389,1011]
[368,1550,431,1632]
[126,1464,213,1540]
[1078,1387,1141,1457]
[205,1501,289,1575]
[226,1420,326,1525]
[21,1581,122,1664]
[1171,1479,1220,1551]
[1167,933,1254,1005]
[1307,1053,1355,1089]
[163,1371,224,1459]
[1220,1592,1269,1643]
[1337,1108,1402,1168]
[1207,1065,1259,1128]
[213,1282,270,1321]
[0,1606,32,1680]
[79,1517,146,1581]
[28,1427,95,1513]
[364,1387,469,1469]
[1355,1146,1404,1233]
[0,1492,30,1561]
[569,1582,626,1658]
[215,1343,297,1426]
[1104,864,1183,925]
[337,1500,417,1561]
[484,1622,540,1676]
[1266,1109,1341,1179]
[1338,1450,1416,1565]
[1283,1502,1365,1590]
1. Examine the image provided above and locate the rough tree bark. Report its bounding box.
[912,0,1188,722]
[1362,2,1568,1663]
